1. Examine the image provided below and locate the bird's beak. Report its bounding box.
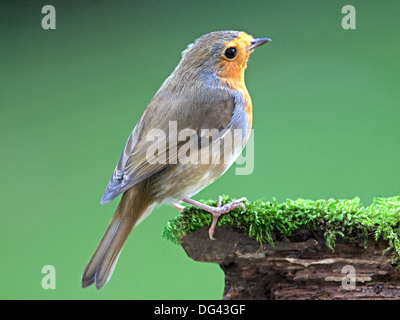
[249,38,271,50]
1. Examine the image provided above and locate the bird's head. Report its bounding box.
[178,31,271,89]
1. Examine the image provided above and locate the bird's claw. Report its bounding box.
[208,197,247,240]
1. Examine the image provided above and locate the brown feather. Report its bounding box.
[82,182,154,290]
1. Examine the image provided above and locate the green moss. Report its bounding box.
[162,195,400,260]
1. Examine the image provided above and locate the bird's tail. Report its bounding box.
[81,186,155,290]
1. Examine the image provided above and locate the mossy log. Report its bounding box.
[163,196,400,299]
[181,225,400,300]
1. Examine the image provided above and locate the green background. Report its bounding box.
[1,0,399,299]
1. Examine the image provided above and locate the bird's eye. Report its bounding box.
[224,47,237,59]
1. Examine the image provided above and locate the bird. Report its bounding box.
[81,30,271,290]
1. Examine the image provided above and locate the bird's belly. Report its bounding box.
[157,163,228,205]
[149,139,245,203]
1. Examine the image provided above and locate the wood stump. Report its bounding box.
[181,225,400,299]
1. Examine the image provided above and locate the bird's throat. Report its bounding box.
[218,63,245,91]
[218,67,253,128]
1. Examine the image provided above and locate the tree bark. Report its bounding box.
[180,225,400,299]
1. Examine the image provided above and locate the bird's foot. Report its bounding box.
[182,196,247,240]
[171,203,185,212]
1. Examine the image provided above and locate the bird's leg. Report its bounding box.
[182,196,247,240]
[171,203,184,212]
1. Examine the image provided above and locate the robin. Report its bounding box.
[82,30,270,290]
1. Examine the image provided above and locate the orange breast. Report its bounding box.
[242,89,253,129]
[215,31,255,130]
[228,83,253,130]
[218,73,253,129]
[218,61,252,129]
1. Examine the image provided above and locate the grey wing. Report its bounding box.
[100,125,141,204]
[100,88,247,205]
